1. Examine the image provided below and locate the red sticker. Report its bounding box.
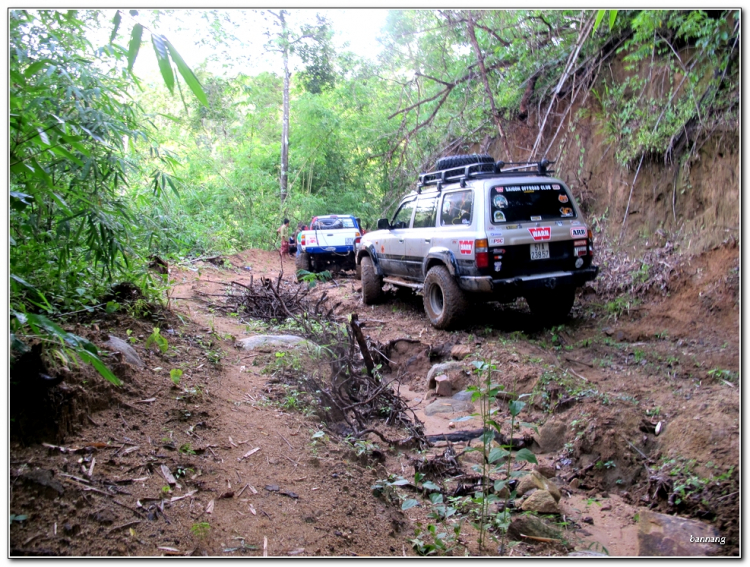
[458,240,473,255]
[570,227,587,238]
[528,227,551,241]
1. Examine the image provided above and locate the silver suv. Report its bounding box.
[356,154,598,329]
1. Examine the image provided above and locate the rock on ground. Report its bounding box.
[637,510,725,556]
[104,335,144,368]
[520,490,560,514]
[235,335,314,352]
[507,514,562,542]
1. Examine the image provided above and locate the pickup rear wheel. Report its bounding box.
[526,286,576,323]
[423,265,467,330]
[295,252,311,281]
[361,256,383,304]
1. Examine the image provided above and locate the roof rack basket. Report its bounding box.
[418,159,555,189]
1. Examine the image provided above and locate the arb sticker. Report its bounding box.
[570,227,587,238]
[528,227,551,241]
[458,240,473,255]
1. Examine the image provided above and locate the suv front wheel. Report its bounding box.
[423,265,468,330]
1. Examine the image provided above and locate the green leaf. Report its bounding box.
[508,399,526,417]
[79,349,122,386]
[593,10,606,34]
[401,499,419,511]
[514,448,538,464]
[110,10,121,44]
[422,481,440,491]
[127,23,143,72]
[23,60,47,77]
[151,34,174,93]
[129,9,139,16]
[609,10,618,30]
[493,479,507,492]
[488,447,510,464]
[165,38,208,106]
[170,368,183,385]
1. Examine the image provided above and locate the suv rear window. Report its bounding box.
[490,183,576,224]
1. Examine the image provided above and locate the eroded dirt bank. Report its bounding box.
[9,245,739,557]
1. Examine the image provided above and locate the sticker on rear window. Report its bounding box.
[495,187,503,193]
[458,240,473,255]
[493,211,506,222]
[493,195,508,208]
[553,184,561,190]
[531,216,541,221]
[571,227,587,238]
[560,207,573,217]
[558,194,569,203]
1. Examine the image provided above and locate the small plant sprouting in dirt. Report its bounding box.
[603,296,638,321]
[145,327,168,353]
[465,359,537,552]
[595,460,616,470]
[170,368,183,386]
[296,269,332,289]
[645,406,661,417]
[707,368,738,384]
[191,522,210,539]
[345,436,378,458]
[179,443,196,455]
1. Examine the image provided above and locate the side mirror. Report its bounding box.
[377,218,390,230]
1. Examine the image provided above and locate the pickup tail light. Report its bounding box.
[354,236,361,245]
[475,239,489,269]
[301,234,306,246]
[588,229,594,258]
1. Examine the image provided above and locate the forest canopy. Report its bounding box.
[9,9,739,379]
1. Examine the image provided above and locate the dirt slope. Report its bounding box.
[9,245,739,557]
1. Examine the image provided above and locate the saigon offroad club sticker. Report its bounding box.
[458,240,473,255]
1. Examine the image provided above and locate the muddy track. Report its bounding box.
[9,245,739,556]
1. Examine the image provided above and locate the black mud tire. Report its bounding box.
[355,261,362,281]
[295,252,311,281]
[361,256,383,304]
[435,154,494,171]
[423,265,468,330]
[525,286,576,324]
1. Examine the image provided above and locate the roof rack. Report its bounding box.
[418,159,555,189]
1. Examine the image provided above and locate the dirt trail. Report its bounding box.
[10,245,739,556]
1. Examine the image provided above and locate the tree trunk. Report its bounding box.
[280,11,290,204]
[465,12,513,161]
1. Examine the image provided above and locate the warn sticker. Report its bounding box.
[458,240,473,255]
[570,227,587,238]
[528,227,551,241]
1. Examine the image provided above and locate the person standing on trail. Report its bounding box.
[277,218,290,257]
[294,222,305,257]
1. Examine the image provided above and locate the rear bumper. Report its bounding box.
[458,266,599,293]
[302,246,354,255]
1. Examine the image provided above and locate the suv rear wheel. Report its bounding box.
[423,265,468,330]
[525,286,576,323]
[361,256,383,304]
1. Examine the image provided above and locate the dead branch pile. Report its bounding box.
[204,274,428,449]
[212,274,339,321]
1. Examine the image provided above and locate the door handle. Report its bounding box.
[424,239,431,243]
[326,233,334,236]
[399,239,404,243]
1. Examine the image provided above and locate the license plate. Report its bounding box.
[530,242,550,260]
[345,238,354,245]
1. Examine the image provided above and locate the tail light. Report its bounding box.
[588,229,595,258]
[475,239,489,268]
[301,234,306,246]
[354,236,361,245]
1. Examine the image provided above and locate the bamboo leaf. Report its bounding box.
[165,38,207,106]
[592,10,606,34]
[109,10,121,44]
[23,60,47,77]
[609,10,618,30]
[127,23,143,72]
[151,34,174,93]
